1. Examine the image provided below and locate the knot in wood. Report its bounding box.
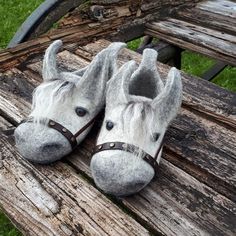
[90,5,105,21]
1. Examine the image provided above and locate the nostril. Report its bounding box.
[128,181,146,190]
[41,143,62,153]
[115,181,147,197]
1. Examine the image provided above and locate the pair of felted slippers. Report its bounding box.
[15,40,182,196]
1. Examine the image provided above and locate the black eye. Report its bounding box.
[153,133,160,142]
[106,121,114,130]
[75,107,87,117]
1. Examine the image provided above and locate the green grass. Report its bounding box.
[0,2,44,235]
[0,1,235,235]
[0,0,44,49]
[0,212,21,236]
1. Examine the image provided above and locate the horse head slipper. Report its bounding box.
[14,40,126,164]
[91,49,183,196]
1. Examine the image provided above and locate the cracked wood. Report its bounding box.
[0,39,235,235]
[0,118,149,235]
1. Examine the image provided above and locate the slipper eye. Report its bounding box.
[152,133,160,142]
[106,121,114,131]
[75,107,87,117]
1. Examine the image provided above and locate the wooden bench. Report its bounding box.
[0,1,236,235]
[7,0,236,81]
[146,0,236,65]
[145,0,236,80]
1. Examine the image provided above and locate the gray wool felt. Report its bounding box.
[91,48,182,196]
[14,40,126,164]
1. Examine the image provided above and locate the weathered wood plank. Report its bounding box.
[1,40,236,235]
[0,119,149,236]
[161,18,236,43]
[0,89,30,124]
[165,108,236,201]
[27,50,90,75]
[146,25,236,66]
[0,0,203,73]
[1,71,236,235]
[197,0,236,18]
[146,19,236,66]
[68,144,236,236]
[0,116,12,129]
[138,0,201,12]
[124,158,236,236]
[174,7,236,35]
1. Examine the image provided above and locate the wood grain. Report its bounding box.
[67,142,236,236]
[0,118,149,236]
[197,0,236,18]
[0,0,202,72]
[174,7,236,35]
[0,40,235,235]
[145,0,236,66]
[146,19,236,66]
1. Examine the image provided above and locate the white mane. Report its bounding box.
[30,79,75,123]
[121,101,155,157]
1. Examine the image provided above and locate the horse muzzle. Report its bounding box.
[14,122,71,164]
[90,151,155,196]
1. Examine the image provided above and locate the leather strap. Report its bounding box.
[47,119,77,149]
[92,140,164,174]
[154,136,165,160]
[21,116,96,150]
[74,116,97,138]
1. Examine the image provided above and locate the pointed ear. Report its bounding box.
[129,48,164,98]
[152,67,182,126]
[77,42,126,103]
[106,60,138,110]
[42,40,62,81]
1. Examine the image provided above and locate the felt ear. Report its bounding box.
[129,48,164,98]
[77,42,126,103]
[42,40,62,81]
[106,60,138,109]
[152,67,182,126]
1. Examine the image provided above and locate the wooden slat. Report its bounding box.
[0,0,204,73]
[0,40,236,235]
[1,73,236,236]
[165,18,236,43]
[197,0,236,18]
[174,7,236,35]
[0,116,12,129]
[70,142,236,235]
[0,121,149,235]
[0,89,30,124]
[27,50,90,75]
[138,0,201,11]
[145,19,236,66]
